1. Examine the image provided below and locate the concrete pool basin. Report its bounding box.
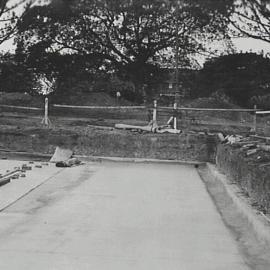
[0,160,254,269]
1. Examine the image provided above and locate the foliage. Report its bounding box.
[33,73,56,95]
[193,53,270,107]
[0,53,33,93]
[250,94,270,109]
[231,0,270,43]
[0,0,36,45]
[15,0,234,97]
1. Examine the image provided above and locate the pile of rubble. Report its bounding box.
[50,146,82,167]
[218,133,270,164]
[0,161,49,187]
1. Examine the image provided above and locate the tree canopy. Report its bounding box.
[230,0,270,43]
[193,52,270,107]
[0,0,35,45]
[15,0,234,97]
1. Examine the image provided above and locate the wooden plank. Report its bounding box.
[256,111,270,115]
[0,178,10,187]
[251,135,270,141]
[0,105,42,111]
[159,107,258,112]
[115,123,153,132]
[53,104,146,109]
[0,169,21,187]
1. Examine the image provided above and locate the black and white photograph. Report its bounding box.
[0,0,269,269]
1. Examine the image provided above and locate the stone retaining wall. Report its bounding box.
[0,127,217,162]
[216,144,270,213]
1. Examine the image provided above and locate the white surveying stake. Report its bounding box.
[41,97,51,127]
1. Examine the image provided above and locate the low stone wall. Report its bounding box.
[216,144,270,213]
[0,127,217,162]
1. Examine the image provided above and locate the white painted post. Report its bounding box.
[173,103,177,130]
[253,104,257,134]
[153,100,157,123]
[41,97,51,127]
[45,97,49,125]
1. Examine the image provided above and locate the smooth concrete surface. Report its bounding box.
[0,162,250,270]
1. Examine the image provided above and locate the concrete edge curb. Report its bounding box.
[204,162,270,244]
[0,151,204,166]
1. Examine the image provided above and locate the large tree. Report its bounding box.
[230,0,270,43]
[17,0,234,96]
[0,0,35,45]
[193,52,270,107]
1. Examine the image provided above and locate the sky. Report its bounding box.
[233,38,270,55]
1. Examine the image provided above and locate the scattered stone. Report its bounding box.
[22,164,32,170]
[217,133,225,142]
[246,149,258,156]
[35,165,42,168]
[56,158,81,167]
[258,144,270,152]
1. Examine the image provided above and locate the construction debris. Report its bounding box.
[50,147,82,167]
[35,165,42,168]
[22,164,32,170]
[258,144,270,152]
[0,168,23,187]
[50,147,73,163]
[246,149,258,156]
[217,133,225,142]
[115,123,182,134]
[115,123,153,133]
[218,132,270,161]
[115,101,182,134]
[224,135,243,145]
[0,178,10,187]
[56,157,81,167]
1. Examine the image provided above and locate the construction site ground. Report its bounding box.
[0,95,270,268]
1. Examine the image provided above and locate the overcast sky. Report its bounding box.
[233,38,270,55]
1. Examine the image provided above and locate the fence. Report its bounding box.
[255,110,270,136]
[0,99,261,134]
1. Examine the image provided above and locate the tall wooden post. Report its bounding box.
[153,100,157,123]
[41,97,51,127]
[253,104,257,134]
[173,103,177,130]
